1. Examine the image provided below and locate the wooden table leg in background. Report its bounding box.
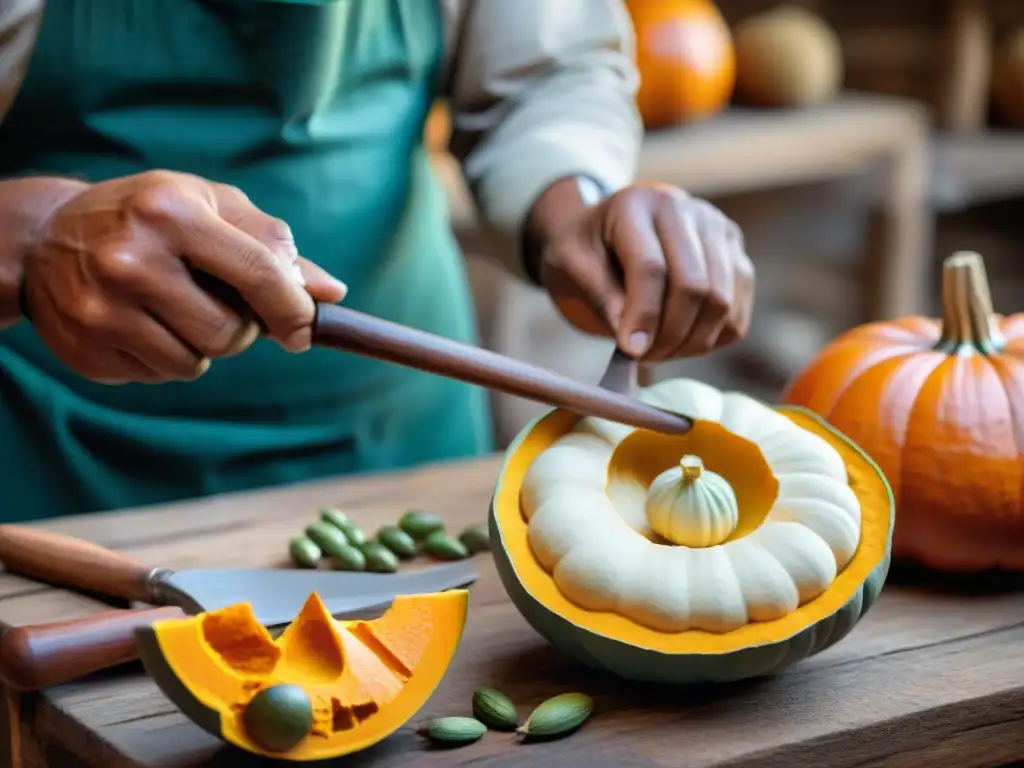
[864,118,934,321]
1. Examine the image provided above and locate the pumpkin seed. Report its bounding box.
[377,526,418,559]
[472,687,518,731]
[361,541,399,573]
[339,521,367,547]
[398,509,445,541]
[288,537,321,569]
[320,507,350,531]
[419,716,486,746]
[330,544,367,572]
[423,531,469,561]
[516,693,593,741]
[242,683,313,753]
[305,522,352,560]
[458,524,490,554]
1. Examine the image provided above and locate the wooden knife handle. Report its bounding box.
[0,526,155,603]
[312,303,692,435]
[0,606,185,691]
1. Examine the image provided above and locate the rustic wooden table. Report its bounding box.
[2,456,1023,768]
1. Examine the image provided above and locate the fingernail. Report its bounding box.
[331,277,348,299]
[628,331,649,356]
[280,328,312,353]
[290,263,306,286]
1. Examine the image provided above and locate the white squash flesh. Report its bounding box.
[520,379,862,634]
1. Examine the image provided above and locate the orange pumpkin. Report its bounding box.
[781,251,1024,573]
[625,0,736,129]
[424,102,451,152]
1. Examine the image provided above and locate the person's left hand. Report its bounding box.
[535,182,755,362]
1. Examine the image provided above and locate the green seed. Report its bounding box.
[330,544,367,572]
[423,531,469,561]
[377,526,418,559]
[472,687,518,731]
[516,693,593,741]
[398,509,445,541]
[339,522,367,547]
[361,541,399,573]
[419,716,486,746]
[242,684,314,753]
[458,524,491,554]
[320,507,350,531]
[305,522,352,560]
[288,537,321,569]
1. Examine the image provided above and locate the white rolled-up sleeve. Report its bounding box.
[440,0,643,282]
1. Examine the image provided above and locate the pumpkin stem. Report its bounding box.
[937,251,1004,354]
[679,455,703,484]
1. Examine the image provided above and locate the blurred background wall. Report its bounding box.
[428,0,1024,446]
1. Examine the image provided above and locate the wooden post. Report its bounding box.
[940,0,993,133]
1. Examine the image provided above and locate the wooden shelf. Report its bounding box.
[931,130,1024,212]
[433,91,933,320]
[433,92,931,231]
[636,93,929,197]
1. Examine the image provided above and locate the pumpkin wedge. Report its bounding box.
[490,378,893,683]
[135,589,468,761]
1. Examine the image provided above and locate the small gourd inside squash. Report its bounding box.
[135,589,468,761]
[490,378,893,683]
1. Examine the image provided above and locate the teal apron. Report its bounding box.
[0,0,493,519]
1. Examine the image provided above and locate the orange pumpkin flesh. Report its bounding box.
[625,0,736,129]
[781,251,1024,572]
[136,590,468,761]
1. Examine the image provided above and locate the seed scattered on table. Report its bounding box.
[516,693,593,741]
[399,509,445,541]
[472,687,518,731]
[458,523,490,554]
[377,525,419,559]
[423,531,469,561]
[419,716,487,746]
[288,537,321,569]
[361,541,399,573]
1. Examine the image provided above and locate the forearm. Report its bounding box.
[443,0,642,284]
[0,177,88,327]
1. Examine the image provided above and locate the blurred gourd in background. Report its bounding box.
[991,29,1024,127]
[625,0,736,129]
[733,5,843,109]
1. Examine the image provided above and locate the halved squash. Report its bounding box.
[490,378,893,683]
[135,590,468,761]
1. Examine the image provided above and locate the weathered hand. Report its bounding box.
[22,170,347,384]
[538,183,755,362]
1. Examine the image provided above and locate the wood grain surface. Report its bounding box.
[1,456,1023,768]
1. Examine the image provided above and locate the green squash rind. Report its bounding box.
[135,626,227,742]
[488,403,895,684]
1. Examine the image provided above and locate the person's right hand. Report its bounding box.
[21,171,347,385]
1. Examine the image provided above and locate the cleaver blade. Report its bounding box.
[157,560,479,627]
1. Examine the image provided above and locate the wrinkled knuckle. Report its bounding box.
[262,217,296,254]
[678,280,710,303]
[215,182,250,205]
[131,180,186,224]
[201,318,249,359]
[70,293,112,333]
[235,244,277,283]
[705,289,732,315]
[636,254,667,282]
[95,247,146,288]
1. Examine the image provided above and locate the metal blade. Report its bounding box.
[160,560,478,627]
